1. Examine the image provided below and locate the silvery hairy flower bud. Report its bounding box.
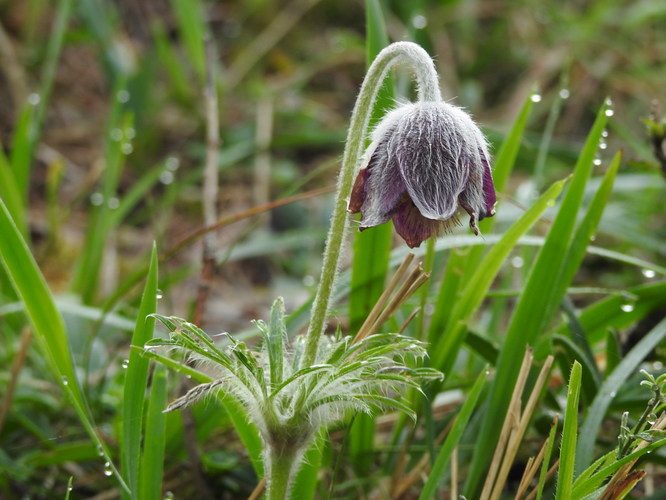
[349,100,497,248]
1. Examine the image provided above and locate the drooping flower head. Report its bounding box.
[349,100,496,248]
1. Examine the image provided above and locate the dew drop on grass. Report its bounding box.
[302,275,315,287]
[126,128,136,139]
[642,269,656,278]
[599,141,607,150]
[593,157,602,166]
[103,462,113,476]
[604,98,614,116]
[116,90,130,103]
[156,289,163,300]
[164,492,175,500]
[121,142,133,155]
[412,14,427,29]
[28,93,41,106]
[602,129,609,138]
[647,414,657,425]
[107,197,119,210]
[61,376,68,386]
[166,157,180,171]
[121,359,129,369]
[511,256,524,269]
[530,93,542,103]
[90,192,104,206]
[97,445,104,456]
[159,170,174,184]
[609,391,617,398]
[620,303,634,313]
[559,88,570,99]
[110,128,123,141]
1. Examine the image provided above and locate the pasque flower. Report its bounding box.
[349,101,497,248]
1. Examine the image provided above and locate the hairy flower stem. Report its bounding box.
[300,42,441,369]
[267,449,298,500]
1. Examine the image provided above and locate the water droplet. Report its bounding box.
[642,269,656,279]
[121,359,129,369]
[68,485,73,492]
[159,171,174,185]
[424,303,435,316]
[61,376,69,386]
[28,93,41,106]
[593,156,602,166]
[156,289,163,300]
[589,234,596,242]
[609,391,617,398]
[511,256,524,269]
[530,93,542,103]
[90,192,104,206]
[121,142,133,155]
[164,492,175,500]
[107,197,120,210]
[605,108,614,117]
[126,128,136,140]
[652,361,663,371]
[97,444,104,456]
[110,128,123,141]
[620,303,634,313]
[412,14,427,29]
[302,275,315,287]
[602,129,609,138]
[599,141,607,150]
[117,90,130,103]
[165,157,180,171]
[103,461,113,476]
[647,414,657,425]
[559,88,570,99]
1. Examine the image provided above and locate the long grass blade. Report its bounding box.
[138,364,168,500]
[121,244,158,499]
[555,361,582,500]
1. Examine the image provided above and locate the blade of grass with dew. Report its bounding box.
[427,94,533,345]
[419,368,487,500]
[431,177,567,374]
[169,0,206,82]
[555,361,582,500]
[575,316,666,474]
[0,197,130,494]
[11,0,72,203]
[71,99,132,303]
[138,364,168,500]
[347,0,393,472]
[464,101,610,497]
[121,244,158,499]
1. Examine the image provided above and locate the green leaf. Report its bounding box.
[121,244,158,499]
[0,197,130,494]
[266,297,287,390]
[419,369,487,500]
[556,361,582,500]
[138,364,168,500]
[575,316,666,474]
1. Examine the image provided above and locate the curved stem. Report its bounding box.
[300,42,440,369]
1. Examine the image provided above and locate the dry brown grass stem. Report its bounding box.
[0,328,32,434]
[353,253,430,344]
[247,477,266,500]
[451,446,459,500]
[479,349,554,500]
[524,460,559,500]
[515,418,557,500]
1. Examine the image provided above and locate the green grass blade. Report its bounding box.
[169,0,207,82]
[555,361,582,500]
[432,177,567,374]
[348,0,393,471]
[575,315,666,474]
[138,364,168,500]
[0,147,26,235]
[419,369,487,500]
[0,197,130,494]
[465,101,609,497]
[121,244,158,499]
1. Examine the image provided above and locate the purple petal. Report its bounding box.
[479,151,497,220]
[391,196,446,248]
